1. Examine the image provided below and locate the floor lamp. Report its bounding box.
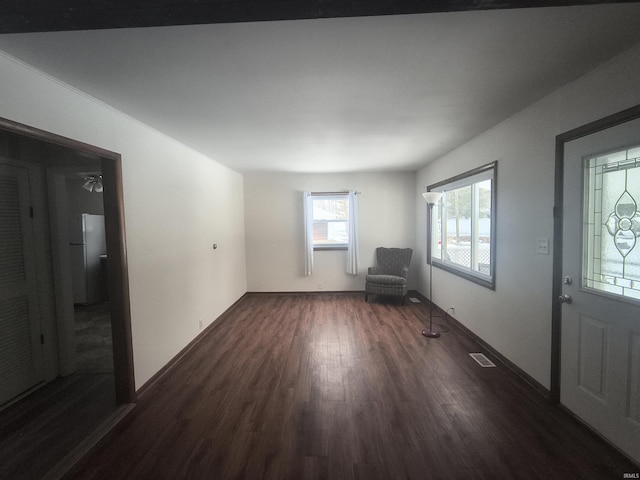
[422,191,442,338]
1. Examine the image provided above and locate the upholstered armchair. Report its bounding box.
[365,247,413,303]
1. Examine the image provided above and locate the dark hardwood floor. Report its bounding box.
[0,303,116,480]
[0,373,115,480]
[67,293,637,480]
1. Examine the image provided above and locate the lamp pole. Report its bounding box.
[421,192,442,338]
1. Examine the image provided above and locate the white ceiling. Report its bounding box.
[1,4,640,174]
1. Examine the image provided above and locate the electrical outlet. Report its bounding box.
[317,282,323,290]
[199,319,203,330]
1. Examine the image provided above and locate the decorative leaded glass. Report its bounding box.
[583,146,640,301]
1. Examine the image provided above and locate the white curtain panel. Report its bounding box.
[346,190,359,275]
[303,192,314,276]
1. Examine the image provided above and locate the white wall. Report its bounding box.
[244,172,416,292]
[0,52,248,388]
[415,43,640,389]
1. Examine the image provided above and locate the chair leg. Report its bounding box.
[365,293,368,302]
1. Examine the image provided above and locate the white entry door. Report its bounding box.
[561,117,640,464]
[0,162,44,406]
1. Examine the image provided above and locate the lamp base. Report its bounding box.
[422,330,441,338]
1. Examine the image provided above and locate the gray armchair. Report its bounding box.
[365,247,413,303]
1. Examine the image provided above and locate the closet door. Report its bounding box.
[0,162,44,406]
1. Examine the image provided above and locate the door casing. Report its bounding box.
[0,117,136,405]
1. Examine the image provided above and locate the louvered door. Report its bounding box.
[0,163,43,406]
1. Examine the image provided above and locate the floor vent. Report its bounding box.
[469,353,496,367]
[409,297,421,303]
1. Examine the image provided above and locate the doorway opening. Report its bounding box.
[0,117,135,479]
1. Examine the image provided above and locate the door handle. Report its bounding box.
[558,294,572,304]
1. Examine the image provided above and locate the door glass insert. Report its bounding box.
[583,145,640,300]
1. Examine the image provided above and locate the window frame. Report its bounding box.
[427,161,497,290]
[310,192,350,251]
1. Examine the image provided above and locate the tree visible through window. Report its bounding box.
[428,162,497,289]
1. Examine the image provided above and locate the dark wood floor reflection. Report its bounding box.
[69,293,636,479]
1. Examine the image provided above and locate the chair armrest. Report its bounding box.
[399,266,409,278]
[368,266,384,275]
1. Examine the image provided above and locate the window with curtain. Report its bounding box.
[303,191,359,276]
[310,194,349,250]
[428,162,497,289]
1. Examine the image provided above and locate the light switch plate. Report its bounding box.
[536,237,549,255]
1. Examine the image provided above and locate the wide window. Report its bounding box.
[428,162,497,289]
[311,193,349,249]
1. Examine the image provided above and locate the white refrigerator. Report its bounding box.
[69,213,107,304]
